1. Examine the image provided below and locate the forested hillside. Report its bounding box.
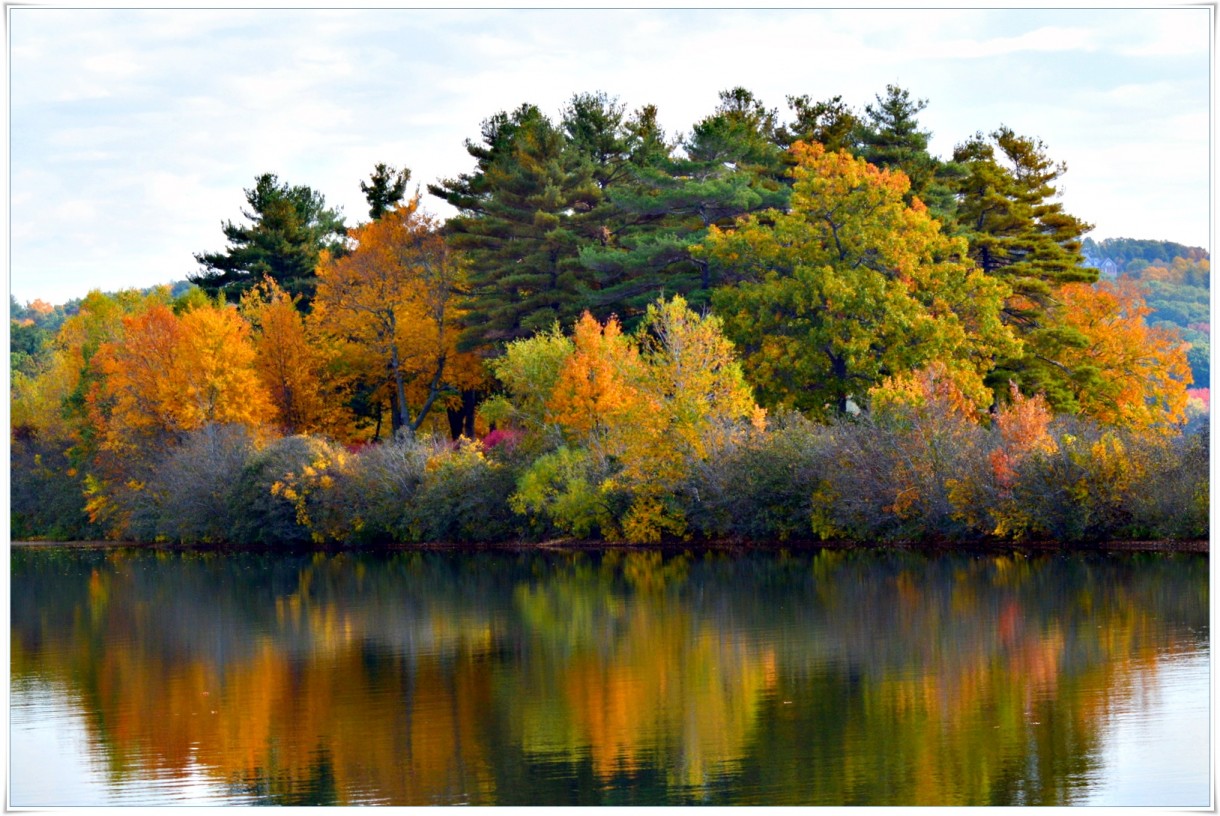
[11,85,1207,545]
[1082,237,1209,389]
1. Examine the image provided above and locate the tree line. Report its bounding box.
[11,85,1207,544]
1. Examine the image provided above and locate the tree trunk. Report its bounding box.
[446,389,478,440]
[830,352,851,415]
[390,345,411,433]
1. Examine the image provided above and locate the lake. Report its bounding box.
[9,545,1210,806]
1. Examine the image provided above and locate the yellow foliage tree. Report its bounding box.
[699,141,1017,418]
[505,296,761,542]
[11,288,171,445]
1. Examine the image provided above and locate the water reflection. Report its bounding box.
[10,546,1209,806]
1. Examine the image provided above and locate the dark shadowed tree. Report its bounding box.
[361,163,412,220]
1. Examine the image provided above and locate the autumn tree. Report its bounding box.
[700,141,1017,418]
[312,197,484,436]
[11,288,174,447]
[192,173,347,304]
[239,278,344,437]
[491,296,760,541]
[1043,281,1191,431]
[83,299,273,533]
[10,288,173,539]
[88,301,273,457]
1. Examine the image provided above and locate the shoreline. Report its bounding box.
[10,538,1209,554]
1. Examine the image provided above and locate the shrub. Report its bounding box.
[413,439,524,542]
[143,424,257,543]
[324,431,435,543]
[683,411,833,541]
[1123,420,1209,539]
[994,419,1181,542]
[10,436,100,541]
[510,445,621,540]
[228,435,346,546]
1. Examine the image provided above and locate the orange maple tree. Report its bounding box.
[240,278,343,437]
[312,198,485,436]
[88,302,273,457]
[1052,280,1191,432]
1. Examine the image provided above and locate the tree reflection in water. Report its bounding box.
[10,546,1209,806]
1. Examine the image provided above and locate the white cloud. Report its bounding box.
[924,25,1100,59]
[7,7,1212,305]
[1116,11,1210,57]
[54,200,99,223]
[82,51,143,78]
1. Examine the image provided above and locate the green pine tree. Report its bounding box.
[430,104,596,350]
[191,173,346,305]
[952,126,1098,408]
[579,89,790,322]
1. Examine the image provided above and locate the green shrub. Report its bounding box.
[10,436,100,540]
[413,440,524,542]
[228,435,344,546]
[683,412,833,541]
[510,446,621,540]
[324,432,435,543]
[1122,420,1208,539]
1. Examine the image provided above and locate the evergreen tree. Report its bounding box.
[776,94,861,153]
[952,126,1098,408]
[579,89,789,322]
[191,173,346,305]
[856,85,958,223]
[953,127,1096,319]
[430,104,596,350]
[561,91,633,191]
[361,163,411,220]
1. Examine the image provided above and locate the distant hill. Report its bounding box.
[1082,237,1209,275]
[1082,237,1209,389]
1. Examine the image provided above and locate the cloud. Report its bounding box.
[7,7,1212,305]
[924,25,1100,59]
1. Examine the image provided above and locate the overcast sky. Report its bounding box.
[8,5,1213,306]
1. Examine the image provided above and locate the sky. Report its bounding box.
[7,4,1214,306]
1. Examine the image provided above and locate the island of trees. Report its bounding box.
[11,86,1208,546]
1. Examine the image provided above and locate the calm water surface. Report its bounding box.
[9,546,1210,806]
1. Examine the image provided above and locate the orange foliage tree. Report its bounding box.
[312,198,485,437]
[1050,281,1191,433]
[240,278,344,437]
[546,311,648,456]
[12,288,170,445]
[84,300,273,532]
[88,302,273,456]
